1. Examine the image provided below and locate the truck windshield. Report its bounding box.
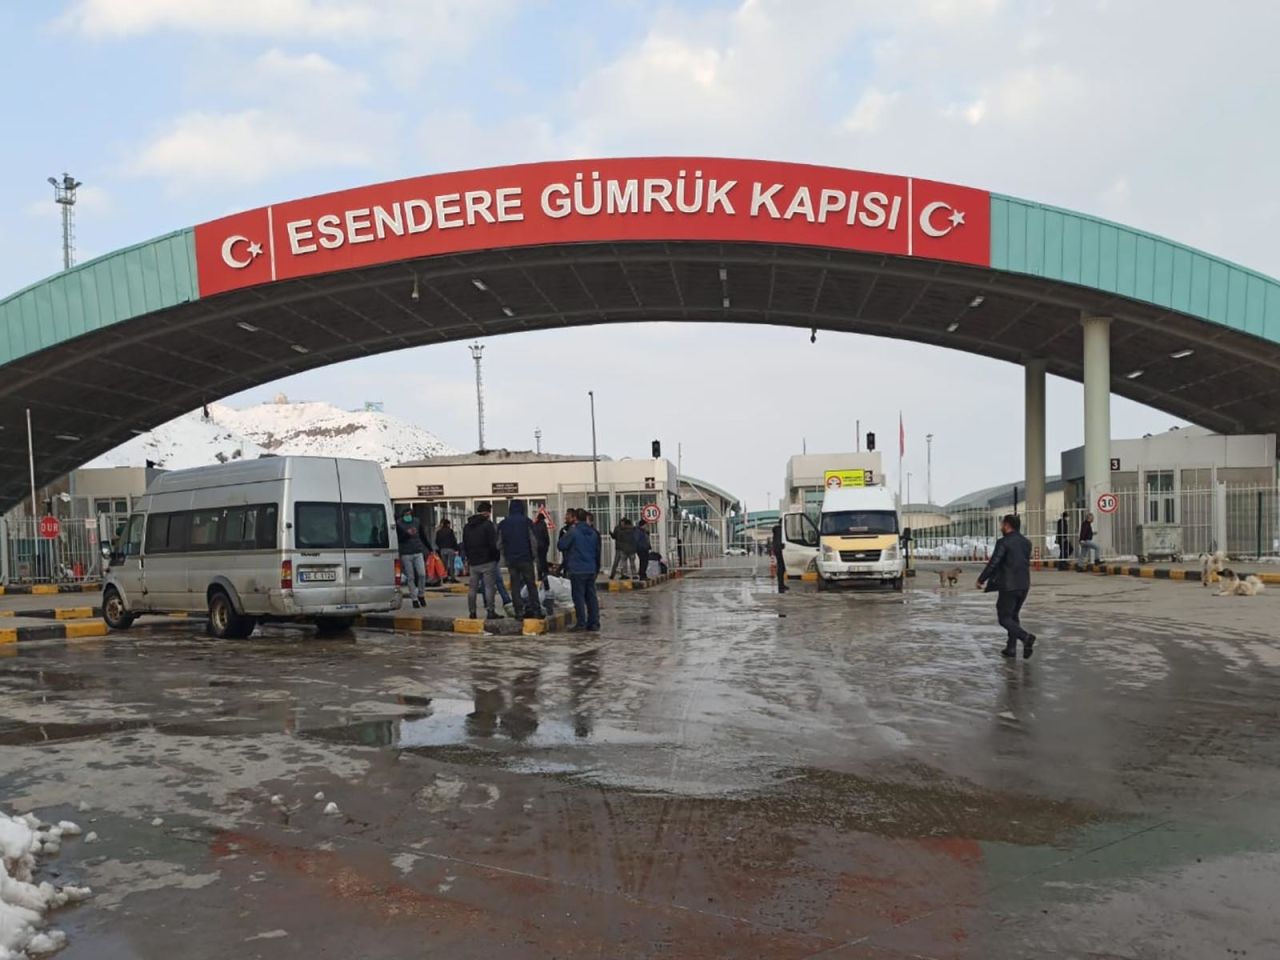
[820,510,898,536]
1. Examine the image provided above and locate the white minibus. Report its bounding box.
[103,457,400,638]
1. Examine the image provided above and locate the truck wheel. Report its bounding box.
[208,589,255,640]
[315,617,356,637]
[102,587,135,630]
[816,577,829,592]
[892,577,904,593]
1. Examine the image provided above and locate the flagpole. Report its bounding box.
[897,410,903,507]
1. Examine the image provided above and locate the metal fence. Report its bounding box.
[1,516,108,585]
[907,484,1279,563]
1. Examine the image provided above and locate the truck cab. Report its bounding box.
[815,486,905,591]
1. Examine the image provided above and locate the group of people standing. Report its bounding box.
[608,517,653,581]
[395,501,621,632]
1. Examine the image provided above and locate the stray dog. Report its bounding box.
[1200,550,1227,587]
[937,567,963,587]
[1215,570,1266,597]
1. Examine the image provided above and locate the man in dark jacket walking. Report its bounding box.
[498,499,540,619]
[435,519,460,583]
[462,501,502,619]
[395,508,431,608]
[771,522,788,593]
[558,508,601,631]
[977,514,1037,659]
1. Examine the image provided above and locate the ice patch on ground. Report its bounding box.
[0,731,371,829]
[87,859,218,911]
[1,810,92,959]
[390,853,420,876]
[244,929,288,942]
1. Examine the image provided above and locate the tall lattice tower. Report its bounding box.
[48,173,83,270]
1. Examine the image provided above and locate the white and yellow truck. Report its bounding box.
[781,485,905,591]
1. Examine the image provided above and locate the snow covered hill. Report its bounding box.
[88,398,459,470]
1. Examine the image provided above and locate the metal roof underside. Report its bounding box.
[2,239,1279,511]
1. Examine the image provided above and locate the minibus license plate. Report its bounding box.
[299,569,338,583]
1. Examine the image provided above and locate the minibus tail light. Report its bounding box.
[394,557,402,585]
[281,559,293,590]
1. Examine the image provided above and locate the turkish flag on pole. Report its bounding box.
[899,412,905,457]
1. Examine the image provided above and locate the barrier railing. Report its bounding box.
[907,485,1278,564]
[3,516,105,585]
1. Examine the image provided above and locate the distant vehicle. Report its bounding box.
[724,547,748,556]
[102,457,400,639]
[815,486,905,591]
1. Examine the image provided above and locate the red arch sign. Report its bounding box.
[194,158,990,297]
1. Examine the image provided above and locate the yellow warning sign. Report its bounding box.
[824,469,871,489]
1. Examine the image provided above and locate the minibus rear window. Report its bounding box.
[295,503,388,549]
[345,504,390,549]
[296,503,343,549]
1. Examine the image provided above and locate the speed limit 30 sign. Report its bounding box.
[1096,493,1118,514]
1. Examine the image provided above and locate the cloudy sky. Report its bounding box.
[3,0,1277,509]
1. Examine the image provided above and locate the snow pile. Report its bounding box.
[87,410,266,470]
[88,398,458,470]
[1,811,92,959]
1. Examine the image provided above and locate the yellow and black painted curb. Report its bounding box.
[0,614,199,646]
[0,606,102,620]
[360,609,578,637]
[1031,560,1280,586]
[0,583,101,596]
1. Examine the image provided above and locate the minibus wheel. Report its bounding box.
[102,587,135,630]
[891,577,904,592]
[208,589,255,640]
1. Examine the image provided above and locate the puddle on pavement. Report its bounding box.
[0,717,152,745]
[301,697,657,752]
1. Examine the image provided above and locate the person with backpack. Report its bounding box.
[395,508,431,608]
[497,499,540,620]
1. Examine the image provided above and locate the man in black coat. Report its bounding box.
[771,522,788,594]
[977,514,1037,659]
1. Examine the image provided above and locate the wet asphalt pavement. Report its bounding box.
[2,569,1279,958]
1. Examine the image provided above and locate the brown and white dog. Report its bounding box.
[1200,551,1227,587]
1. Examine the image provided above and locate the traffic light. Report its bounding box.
[866,432,876,452]
[652,440,661,458]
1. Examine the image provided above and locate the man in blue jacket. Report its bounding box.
[558,508,601,632]
[497,499,540,619]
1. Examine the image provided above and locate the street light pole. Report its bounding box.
[588,390,599,493]
[468,343,485,452]
[925,433,934,505]
[26,408,38,520]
